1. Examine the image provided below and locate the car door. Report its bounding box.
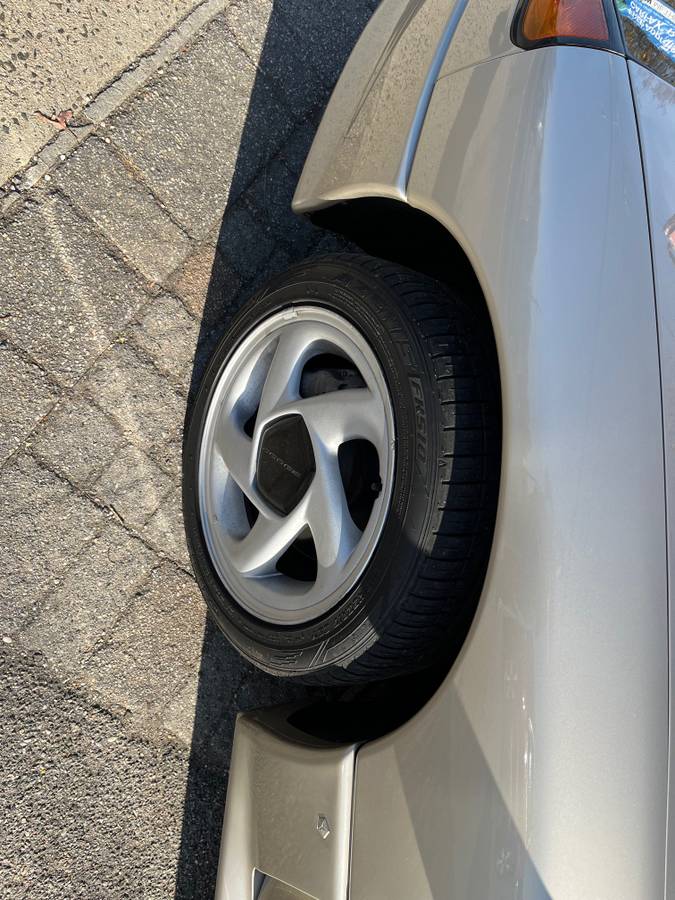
[624,39,675,899]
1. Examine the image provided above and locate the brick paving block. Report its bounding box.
[168,236,241,325]
[279,0,375,88]
[216,200,276,278]
[162,672,237,769]
[245,156,317,254]
[0,195,148,386]
[151,433,184,479]
[161,670,200,749]
[93,445,174,530]
[82,343,186,457]
[143,485,190,569]
[184,332,220,397]
[216,246,294,325]
[275,120,319,177]
[23,525,158,674]
[226,1,326,120]
[108,17,293,240]
[162,619,244,764]
[30,394,126,487]
[85,562,206,715]
[129,293,200,391]
[264,245,294,279]
[0,454,103,632]
[0,344,59,465]
[54,137,193,282]
[166,681,235,773]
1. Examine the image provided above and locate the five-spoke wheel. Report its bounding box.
[183,255,499,683]
[198,307,395,625]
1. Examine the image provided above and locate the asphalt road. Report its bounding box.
[0,1,377,896]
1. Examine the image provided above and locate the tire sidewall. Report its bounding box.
[183,259,440,676]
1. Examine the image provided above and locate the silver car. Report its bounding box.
[181,0,675,896]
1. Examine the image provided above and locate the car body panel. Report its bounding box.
[627,60,675,898]
[351,687,549,898]
[293,0,523,215]
[216,5,671,898]
[293,0,467,209]
[347,48,668,900]
[214,713,356,900]
[437,0,520,78]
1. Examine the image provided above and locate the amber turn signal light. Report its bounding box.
[518,0,610,43]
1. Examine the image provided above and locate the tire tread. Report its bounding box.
[298,254,500,685]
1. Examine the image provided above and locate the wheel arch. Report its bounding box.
[308,196,493,323]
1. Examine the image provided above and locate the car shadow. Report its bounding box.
[174,3,379,897]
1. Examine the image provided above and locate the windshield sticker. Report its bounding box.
[617,0,675,60]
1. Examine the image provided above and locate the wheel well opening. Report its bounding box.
[309,197,484,307]
[272,199,504,744]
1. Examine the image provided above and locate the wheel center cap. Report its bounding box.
[256,414,316,516]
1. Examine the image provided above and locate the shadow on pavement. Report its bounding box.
[174,3,378,897]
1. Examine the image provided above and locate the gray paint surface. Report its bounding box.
[294,0,458,208]
[280,7,670,896]
[628,61,675,898]
[438,0,520,77]
[347,47,668,899]
[215,714,356,900]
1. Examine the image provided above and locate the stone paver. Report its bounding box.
[23,525,157,673]
[143,485,191,569]
[30,394,126,487]
[277,120,322,177]
[225,1,328,119]
[1,1,377,896]
[0,344,59,465]
[54,138,193,282]
[93,445,174,531]
[216,198,277,276]
[168,234,243,336]
[245,155,317,253]
[276,0,379,86]
[129,293,200,391]
[0,0,202,185]
[108,17,292,239]
[81,343,186,458]
[160,618,243,754]
[0,195,149,385]
[0,454,104,631]
[152,434,184,480]
[85,563,206,716]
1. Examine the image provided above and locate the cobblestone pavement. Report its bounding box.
[0,2,377,897]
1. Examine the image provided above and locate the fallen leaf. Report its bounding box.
[35,109,74,130]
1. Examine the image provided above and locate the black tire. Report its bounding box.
[183,253,500,684]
